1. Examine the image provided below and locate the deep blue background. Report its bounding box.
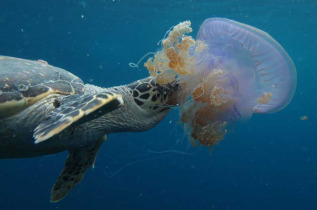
[0,0,316,209]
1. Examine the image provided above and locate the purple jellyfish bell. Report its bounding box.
[196,18,297,114]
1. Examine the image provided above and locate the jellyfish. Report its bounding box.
[195,18,296,114]
[144,18,297,147]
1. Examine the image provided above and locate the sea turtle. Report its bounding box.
[0,56,178,202]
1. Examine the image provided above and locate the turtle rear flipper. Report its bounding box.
[50,136,106,202]
[33,92,123,143]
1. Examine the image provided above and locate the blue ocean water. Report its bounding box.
[0,0,316,209]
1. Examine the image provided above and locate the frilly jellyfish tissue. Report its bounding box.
[144,18,297,147]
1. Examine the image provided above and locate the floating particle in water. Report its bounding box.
[79,1,88,8]
[300,115,308,121]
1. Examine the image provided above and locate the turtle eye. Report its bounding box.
[53,99,61,108]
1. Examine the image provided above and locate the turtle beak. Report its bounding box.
[162,81,180,106]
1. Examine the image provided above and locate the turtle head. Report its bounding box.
[127,77,179,114]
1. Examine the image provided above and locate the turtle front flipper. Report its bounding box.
[50,136,106,202]
[33,92,123,143]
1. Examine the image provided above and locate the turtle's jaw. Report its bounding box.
[165,91,179,106]
[158,81,180,106]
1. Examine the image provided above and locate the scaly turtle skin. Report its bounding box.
[0,56,178,202]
